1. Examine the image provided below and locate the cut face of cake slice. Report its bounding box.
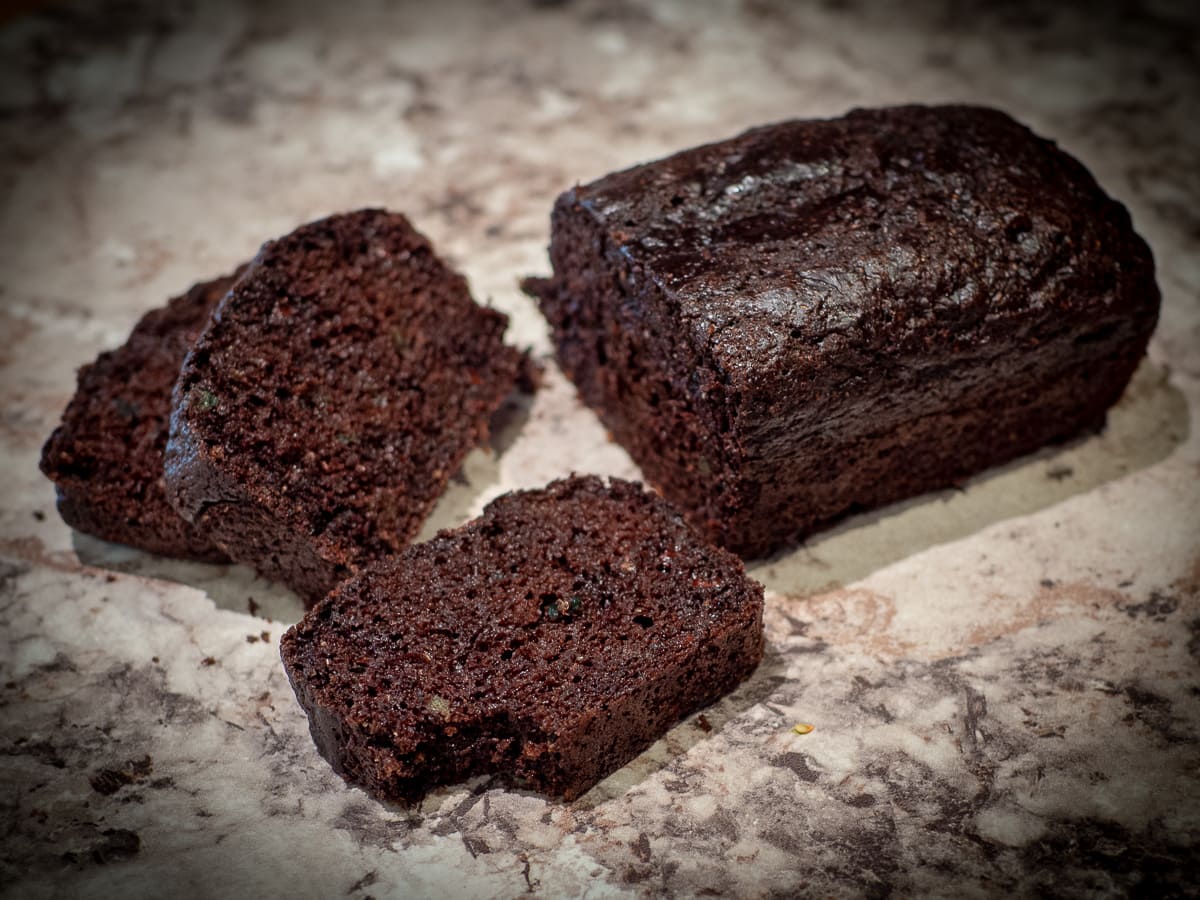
[279,475,765,803]
[165,209,527,604]
[41,271,241,562]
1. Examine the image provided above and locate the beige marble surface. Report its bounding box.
[2,1,1198,897]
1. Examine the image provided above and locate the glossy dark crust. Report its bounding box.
[280,475,765,804]
[165,209,526,605]
[39,273,240,561]
[525,105,1161,557]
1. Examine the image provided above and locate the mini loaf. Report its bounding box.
[279,475,765,804]
[165,209,526,604]
[40,272,241,561]
[525,105,1161,558]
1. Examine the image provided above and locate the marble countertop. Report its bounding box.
[2,1,1198,896]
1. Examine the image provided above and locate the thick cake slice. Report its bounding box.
[40,272,241,561]
[165,209,526,604]
[525,105,1161,558]
[279,475,765,804]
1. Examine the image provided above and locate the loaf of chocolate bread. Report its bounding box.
[40,272,241,561]
[165,210,526,604]
[525,105,1161,557]
[280,475,765,803]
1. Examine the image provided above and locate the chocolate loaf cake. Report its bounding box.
[40,272,241,561]
[280,475,765,803]
[165,209,526,604]
[525,105,1161,557]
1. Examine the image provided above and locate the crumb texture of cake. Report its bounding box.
[279,475,765,804]
[525,104,1162,558]
[40,272,241,561]
[165,209,525,604]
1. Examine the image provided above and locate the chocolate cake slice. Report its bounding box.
[165,209,526,604]
[280,475,765,804]
[40,272,241,561]
[525,105,1161,557]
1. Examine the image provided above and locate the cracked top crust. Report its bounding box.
[567,105,1159,411]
